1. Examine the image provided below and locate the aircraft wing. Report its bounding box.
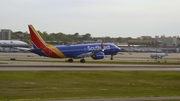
[76,49,104,58]
[77,43,104,58]
[14,47,31,51]
[77,52,92,58]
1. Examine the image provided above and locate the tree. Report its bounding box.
[83,33,91,40]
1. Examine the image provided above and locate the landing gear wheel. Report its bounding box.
[80,59,85,63]
[110,55,113,60]
[68,58,73,62]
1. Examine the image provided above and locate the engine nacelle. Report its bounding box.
[91,52,104,60]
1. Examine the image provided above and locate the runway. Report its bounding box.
[0,62,180,71]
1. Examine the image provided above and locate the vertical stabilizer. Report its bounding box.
[28,25,46,49]
[28,25,66,58]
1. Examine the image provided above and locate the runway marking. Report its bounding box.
[0,64,180,72]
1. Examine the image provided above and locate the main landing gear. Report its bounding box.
[67,58,85,63]
[110,55,113,60]
[80,58,85,63]
[68,58,73,62]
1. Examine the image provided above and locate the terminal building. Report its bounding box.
[120,35,180,53]
[127,35,180,47]
[155,35,180,47]
[127,40,159,47]
[0,29,11,40]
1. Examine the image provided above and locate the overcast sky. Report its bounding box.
[1,0,180,38]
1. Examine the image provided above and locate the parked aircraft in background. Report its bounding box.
[150,52,168,59]
[27,25,120,63]
[0,40,29,52]
[0,40,29,47]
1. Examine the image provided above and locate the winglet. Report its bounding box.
[101,42,104,51]
[165,49,168,56]
[165,52,168,56]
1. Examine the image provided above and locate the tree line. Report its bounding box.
[11,31,153,45]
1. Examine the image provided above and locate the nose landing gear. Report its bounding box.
[110,55,113,60]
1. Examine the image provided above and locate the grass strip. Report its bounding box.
[0,62,8,64]
[0,71,180,100]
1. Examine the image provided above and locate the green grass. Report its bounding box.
[0,62,7,64]
[0,71,180,100]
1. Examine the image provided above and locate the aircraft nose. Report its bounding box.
[117,47,121,52]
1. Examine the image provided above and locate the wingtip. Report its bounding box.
[101,42,104,49]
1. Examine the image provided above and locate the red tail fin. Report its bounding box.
[28,25,46,49]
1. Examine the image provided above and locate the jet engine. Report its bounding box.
[91,52,104,60]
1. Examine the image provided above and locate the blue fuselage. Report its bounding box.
[32,43,120,58]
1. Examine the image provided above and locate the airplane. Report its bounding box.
[26,25,120,63]
[0,40,29,52]
[150,52,168,59]
[0,40,29,47]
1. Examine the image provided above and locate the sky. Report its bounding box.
[1,0,180,38]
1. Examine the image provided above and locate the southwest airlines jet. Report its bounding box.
[27,25,120,63]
